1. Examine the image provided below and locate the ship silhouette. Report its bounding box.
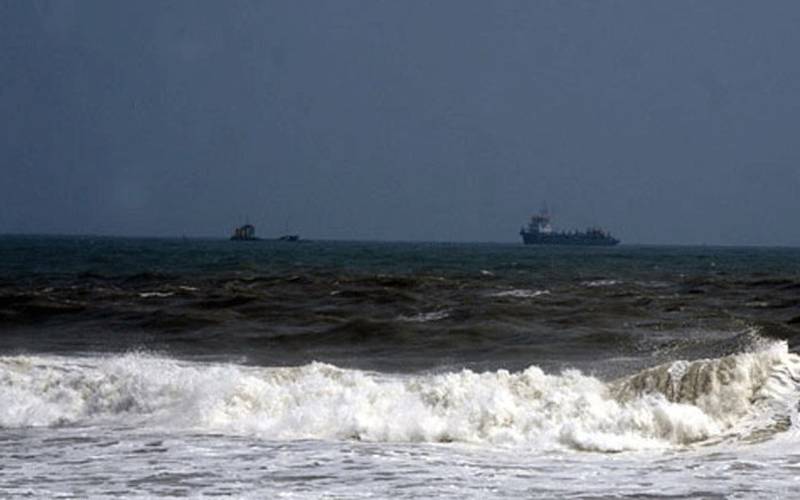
[520,207,619,246]
[230,222,300,242]
[230,223,259,241]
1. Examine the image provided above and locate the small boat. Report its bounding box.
[277,218,300,242]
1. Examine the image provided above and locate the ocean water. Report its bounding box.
[2,236,800,498]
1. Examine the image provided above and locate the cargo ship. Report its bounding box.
[520,208,619,246]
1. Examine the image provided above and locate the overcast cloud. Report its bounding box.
[2,1,799,245]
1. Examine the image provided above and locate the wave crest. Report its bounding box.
[1,341,797,452]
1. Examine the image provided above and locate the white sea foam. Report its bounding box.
[489,289,550,299]
[398,310,450,322]
[612,339,800,438]
[138,291,174,298]
[583,279,621,288]
[1,341,797,453]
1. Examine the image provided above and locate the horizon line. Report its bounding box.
[1,232,800,249]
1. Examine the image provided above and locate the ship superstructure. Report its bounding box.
[520,208,619,246]
[230,223,258,241]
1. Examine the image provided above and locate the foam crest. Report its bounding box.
[612,340,800,436]
[1,342,797,452]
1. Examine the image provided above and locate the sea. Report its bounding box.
[1,235,800,498]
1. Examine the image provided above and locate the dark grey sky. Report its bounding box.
[2,1,799,245]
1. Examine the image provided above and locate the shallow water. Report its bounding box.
[4,424,800,498]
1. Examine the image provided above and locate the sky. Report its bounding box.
[1,1,799,245]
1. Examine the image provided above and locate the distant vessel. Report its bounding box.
[230,224,259,241]
[277,218,300,242]
[520,208,619,246]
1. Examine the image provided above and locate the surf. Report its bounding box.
[1,338,797,453]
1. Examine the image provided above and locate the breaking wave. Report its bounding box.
[1,339,798,452]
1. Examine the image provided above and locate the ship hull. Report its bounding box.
[520,231,619,246]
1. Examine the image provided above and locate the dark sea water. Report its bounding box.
[2,236,800,498]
